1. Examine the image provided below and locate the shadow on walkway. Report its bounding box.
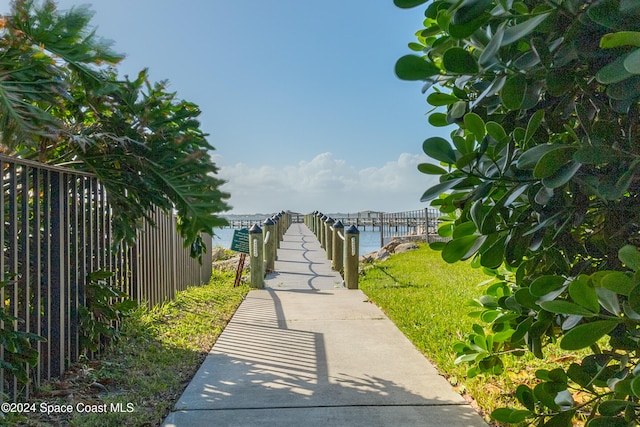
[163,223,487,426]
[166,290,485,426]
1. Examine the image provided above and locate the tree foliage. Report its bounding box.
[396,0,640,425]
[0,0,229,256]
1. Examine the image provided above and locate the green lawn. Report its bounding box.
[7,244,584,426]
[360,245,487,373]
[359,243,582,424]
[9,270,249,427]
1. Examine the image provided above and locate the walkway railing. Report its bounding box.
[379,208,449,247]
[304,212,360,289]
[1,154,212,400]
[242,212,360,290]
[246,212,292,289]
[241,208,451,298]
[225,210,450,250]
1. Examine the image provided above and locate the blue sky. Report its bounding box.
[2,0,449,213]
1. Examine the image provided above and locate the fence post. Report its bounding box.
[344,225,359,289]
[305,212,312,229]
[425,207,430,244]
[272,214,281,249]
[49,171,65,379]
[315,212,323,239]
[282,211,290,232]
[325,217,335,260]
[332,220,344,273]
[379,211,384,248]
[313,211,319,234]
[263,217,276,273]
[319,214,327,249]
[249,224,264,289]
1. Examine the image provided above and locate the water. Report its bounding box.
[359,230,383,254]
[212,226,383,255]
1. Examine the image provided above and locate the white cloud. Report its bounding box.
[215,152,440,214]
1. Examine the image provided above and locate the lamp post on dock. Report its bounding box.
[332,220,344,273]
[325,217,335,261]
[263,218,276,273]
[320,214,328,249]
[315,212,323,238]
[344,225,359,289]
[249,224,264,289]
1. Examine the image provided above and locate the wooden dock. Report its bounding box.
[224,212,384,231]
[222,209,449,246]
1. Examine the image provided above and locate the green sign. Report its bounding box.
[231,228,250,254]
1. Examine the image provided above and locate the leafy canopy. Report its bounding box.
[397,0,640,425]
[1,0,230,256]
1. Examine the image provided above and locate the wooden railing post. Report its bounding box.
[279,212,284,240]
[263,217,276,274]
[344,225,359,289]
[332,220,344,273]
[281,211,289,233]
[272,214,280,249]
[325,217,335,260]
[319,214,326,249]
[316,214,322,246]
[315,212,322,239]
[249,224,264,289]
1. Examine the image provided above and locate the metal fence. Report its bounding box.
[1,154,212,400]
[223,212,304,228]
[380,208,449,247]
[133,207,212,306]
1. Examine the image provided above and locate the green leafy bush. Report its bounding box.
[396,0,640,425]
[0,277,45,388]
[1,1,230,257]
[79,270,137,354]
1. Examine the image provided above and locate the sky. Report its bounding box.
[2,0,451,214]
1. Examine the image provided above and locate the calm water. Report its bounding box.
[212,226,383,255]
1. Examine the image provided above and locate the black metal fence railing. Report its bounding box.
[380,208,450,247]
[223,212,305,228]
[1,154,212,401]
[132,206,212,306]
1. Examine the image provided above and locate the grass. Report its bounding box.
[359,243,584,424]
[7,269,249,427]
[6,243,585,425]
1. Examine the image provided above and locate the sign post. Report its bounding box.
[234,254,246,287]
[231,229,250,287]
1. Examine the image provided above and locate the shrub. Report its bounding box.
[395,0,640,425]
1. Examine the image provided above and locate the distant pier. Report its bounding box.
[223,209,449,247]
[224,212,384,231]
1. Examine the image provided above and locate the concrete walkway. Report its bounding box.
[162,223,488,427]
